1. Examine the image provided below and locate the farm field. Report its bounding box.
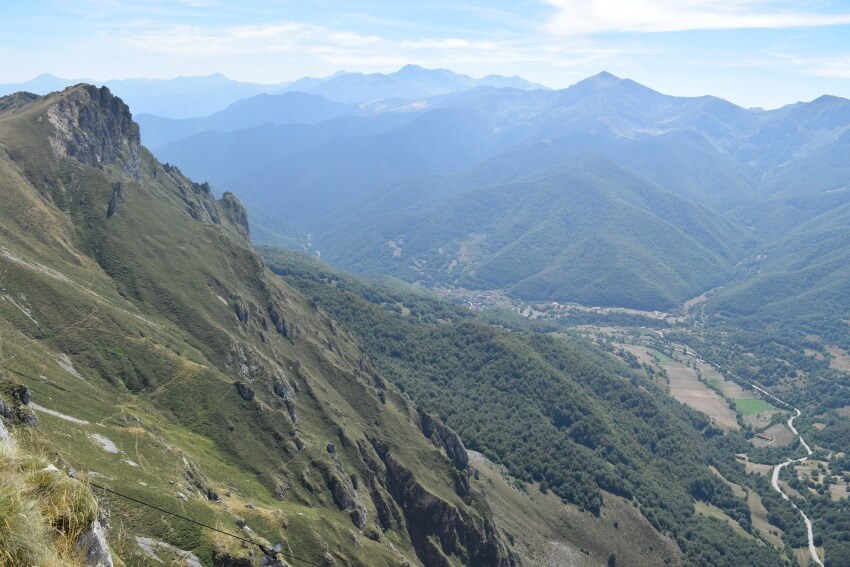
[660,354,740,431]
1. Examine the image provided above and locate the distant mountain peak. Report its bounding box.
[594,71,620,80]
[33,72,65,80]
[395,64,447,77]
[575,71,622,89]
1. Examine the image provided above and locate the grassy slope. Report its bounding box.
[0,86,510,566]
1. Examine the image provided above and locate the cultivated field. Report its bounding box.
[660,354,740,431]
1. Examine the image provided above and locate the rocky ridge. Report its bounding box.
[0,85,514,566]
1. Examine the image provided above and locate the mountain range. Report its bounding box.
[0,66,546,120]
[144,70,850,311]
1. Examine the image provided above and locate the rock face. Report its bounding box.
[417,408,469,472]
[272,377,295,400]
[106,182,124,218]
[0,416,9,443]
[0,91,38,116]
[220,191,250,239]
[234,300,250,324]
[235,381,255,401]
[47,85,140,171]
[0,385,38,427]
[365,437,514,567]
[75,520,114,567]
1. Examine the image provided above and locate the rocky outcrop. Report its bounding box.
[417,408,469,472]
[316,456,368,531]
[235,381,255,401]
[234,300,250,324]
[183,182,221,225]
[106,182,124,218]
[0,415,9,443]
[368,437,514,567]
[182,455,220,502]
[0,91,38,116]
[272,376,298,424]
[47,85,139,172]
[267,305,292,339]
[0,384,38,427]
[219,192,250,239]
[75,519,114,567]
[273,377,295,400]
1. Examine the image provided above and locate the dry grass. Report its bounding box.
[747,490,784,549]
[826,345,850,372]
[663,357,739,430]
[750,423,796,448]
[468,451,682,566]
[0,438,97,566]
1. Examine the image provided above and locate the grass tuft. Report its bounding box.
[0,439,96,566]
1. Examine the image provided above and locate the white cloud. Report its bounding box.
[102,19,638,74]
[543,0,850,34]
[115,21,382,56]
[767,52,850,79]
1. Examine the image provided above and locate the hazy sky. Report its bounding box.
[3,0,850,108]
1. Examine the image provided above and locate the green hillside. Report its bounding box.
[0,85,515,566]
[262,245,789,566]
[707,199,850,346]
[318,156,746,310]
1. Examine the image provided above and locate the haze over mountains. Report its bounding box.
[139,67,850,312]
[0,65,546,120]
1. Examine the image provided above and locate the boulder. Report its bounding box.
[13,385,30,405]
[16,406,38,427]
[75,520,114,567]
[350,507,367,530]
[272,378,295,401]
[234,301,250,324]
[235,381,255,401]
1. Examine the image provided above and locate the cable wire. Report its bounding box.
[86,480,325,567]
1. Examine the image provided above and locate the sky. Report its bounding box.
[2,0,850,108]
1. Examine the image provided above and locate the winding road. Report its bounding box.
[752,386,824,567]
